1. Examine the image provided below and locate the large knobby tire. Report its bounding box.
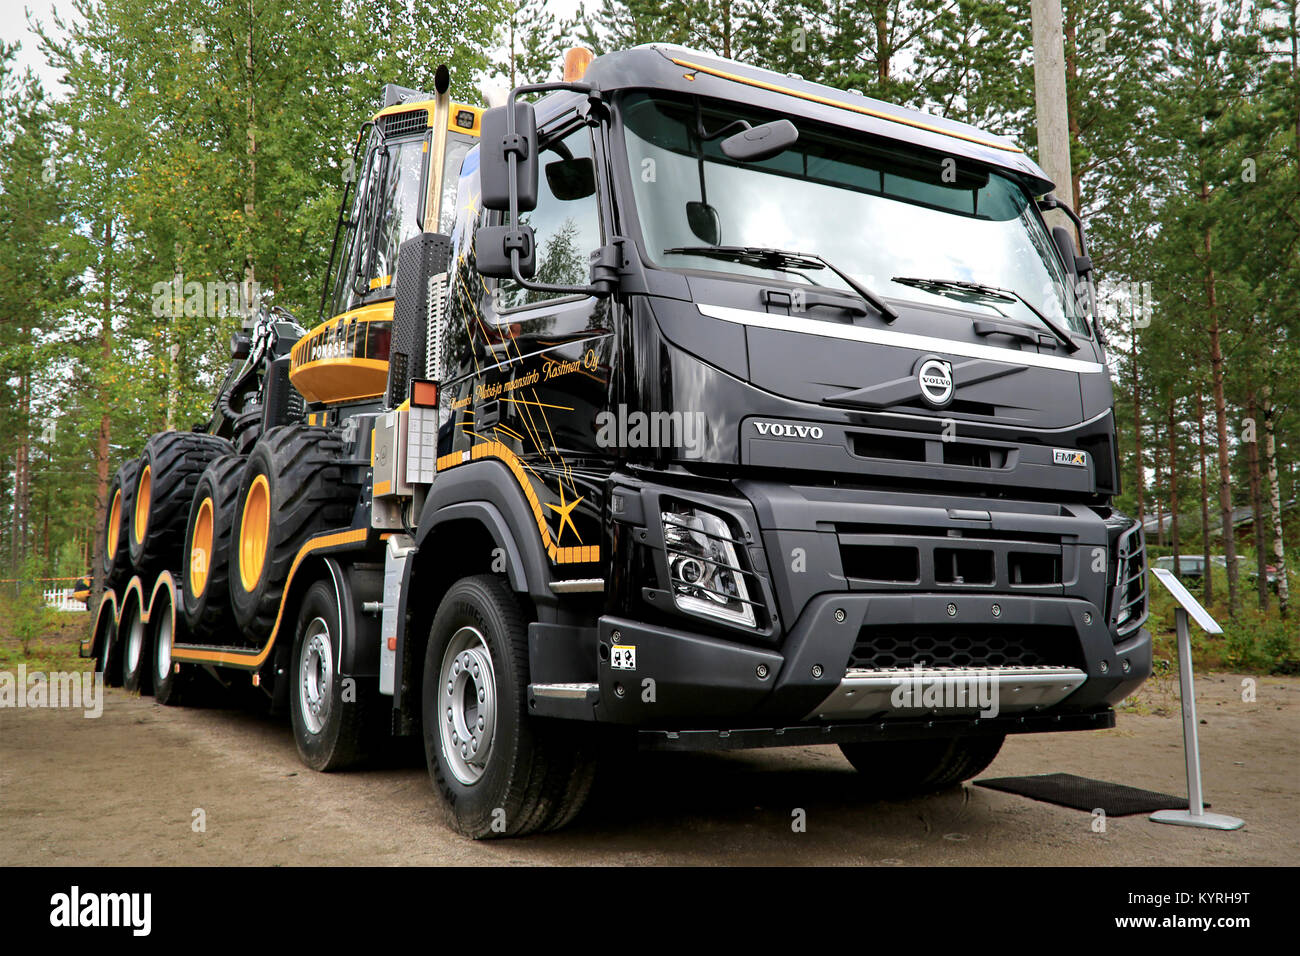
[129,431,232,572]
[229,426,352,638]
[181,454,246,642]
[838,735,1006,795]
[101,460,140,590]
[289,580,381,771]
[422,575,597,838]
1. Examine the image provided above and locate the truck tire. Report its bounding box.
[181,454,246,641]
[148,583,192,706]
[91,596,118,681]
[838,735,1005,794]
[101,460,140,590]
[421,574,596,838]
[289,579,380,770]
[229,426,352,638]
[129,431,232,572]
[119,595,152,694]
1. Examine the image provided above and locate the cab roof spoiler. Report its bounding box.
[576,44,1056,197]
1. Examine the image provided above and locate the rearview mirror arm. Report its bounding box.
[502,80,613,298]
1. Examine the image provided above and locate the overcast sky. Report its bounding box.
[3,1,72,96]
[3,0,590,101]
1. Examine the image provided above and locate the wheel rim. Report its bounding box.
[190,496,214,596]
[298,617,333,736]
[97,614,114,673]
[438,626,497,786]
[133,464,151,546]
[125,608,144,674]
[106,488,121,558]
[238,474,270,592]
[155,607,173,682]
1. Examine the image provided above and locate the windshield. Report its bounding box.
[619,92,1088,336]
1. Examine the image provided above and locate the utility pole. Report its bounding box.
[1031,0,1074,229]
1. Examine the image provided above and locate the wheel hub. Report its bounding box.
[155,611,173,682]
[299,618,333,735]
[125,611,144,673]
[438,626,497,785]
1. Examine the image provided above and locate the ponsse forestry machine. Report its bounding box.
[86,45,1149,838]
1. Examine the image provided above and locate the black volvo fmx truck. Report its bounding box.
[91,44,1150,839]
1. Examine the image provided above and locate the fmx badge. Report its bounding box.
[611,644,637,670]
[1053,448,1088,467]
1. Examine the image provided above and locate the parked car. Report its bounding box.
[1153,555,1277,586]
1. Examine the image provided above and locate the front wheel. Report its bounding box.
[421,575,595,838]
[289,580,376,771]
[838,735,1005,795]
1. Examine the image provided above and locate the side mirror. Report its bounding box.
[481,102,538,212]
[545,157,596,201]
[475,223,536,280]
[686,201,721,245]
[720,119,798,162]
[1051,225,1079,278]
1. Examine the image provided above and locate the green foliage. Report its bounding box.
[1,0,1297,648]
[0,557,59,657]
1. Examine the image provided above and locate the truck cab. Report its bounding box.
[370,44,1151,833]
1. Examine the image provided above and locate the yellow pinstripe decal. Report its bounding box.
[171,528,369,668]
[438,440,599,564]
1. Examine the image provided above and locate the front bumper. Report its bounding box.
[527,476,1151,733]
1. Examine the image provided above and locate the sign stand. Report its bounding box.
[1147,568,1245,830]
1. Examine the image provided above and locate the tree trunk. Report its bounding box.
[1246,390,1269,610]
[1130,333,1144,526]
[1197,386,1214,604]
[1154,420,1165,548]
[1167,393,1180,576]
[875,3,890,86]
[244,2,258,302]
[1202,181,1237,614]
[1263,386,1289,617]
[90,219,113,598]
[13,366,30,571]
[1063,5,1083,212]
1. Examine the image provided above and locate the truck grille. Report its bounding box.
[837,526,1064,589]
[848,624,1085,670]
[382,109,428,138]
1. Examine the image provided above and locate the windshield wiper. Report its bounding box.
[891,276,1079,353]
[665,245,900,323]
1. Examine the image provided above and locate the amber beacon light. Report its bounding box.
[563,46,594,82]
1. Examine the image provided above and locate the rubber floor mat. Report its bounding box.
[974,772,1202,816]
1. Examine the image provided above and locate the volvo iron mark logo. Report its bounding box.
[917,359,954,407]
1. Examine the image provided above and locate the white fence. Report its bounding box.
[42,588,88,612]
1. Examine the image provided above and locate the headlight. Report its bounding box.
[661,501,758,628]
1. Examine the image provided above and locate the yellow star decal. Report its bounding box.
[545,489,584,544]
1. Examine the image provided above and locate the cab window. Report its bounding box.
[330,133,426,316]
[495,124,602,311]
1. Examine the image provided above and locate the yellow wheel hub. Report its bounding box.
[190,497,214,596]
[238,474,271,592]
[107,489,122,556]
[134,465,152,547]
